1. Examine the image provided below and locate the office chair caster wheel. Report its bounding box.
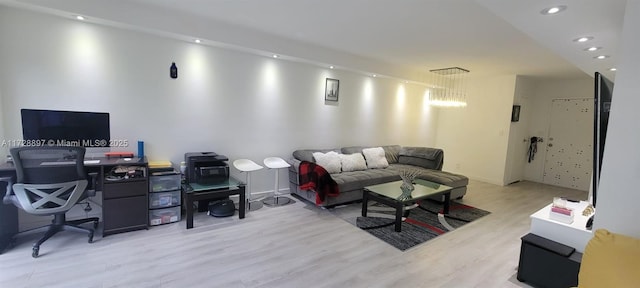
[32,247,39,258]
[88,232,94,243]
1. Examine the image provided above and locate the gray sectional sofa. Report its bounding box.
[288,145,469,207]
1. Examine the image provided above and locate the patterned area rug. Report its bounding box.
[355,200,490,251]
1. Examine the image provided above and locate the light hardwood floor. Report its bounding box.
[0,180,586,288]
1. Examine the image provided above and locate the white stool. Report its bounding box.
[233,159,264,211]
[262,157,294,207]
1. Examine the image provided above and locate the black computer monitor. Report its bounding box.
[20,109,110,150]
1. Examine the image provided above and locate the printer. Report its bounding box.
[184,152,229,184]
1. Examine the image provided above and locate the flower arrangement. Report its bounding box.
[398,170,420,200]
[399,170,420,184]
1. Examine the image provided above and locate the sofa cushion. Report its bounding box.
[339,153,368,172]
[331,168,401,192]
[312,151,342,174]
[382,145,401,164]
[293,148,339,163]
[388,164,468,188]
[362,147,389,169]
[340,145,401,164]
[398,147,443,170]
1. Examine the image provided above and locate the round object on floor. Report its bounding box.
[263,196,294,207]
[208,199,236,217]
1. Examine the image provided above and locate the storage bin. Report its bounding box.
[149,190,181,209]
[149,206,181,226]
[149,174,181,192]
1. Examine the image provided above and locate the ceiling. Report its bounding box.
[0,0,627,82]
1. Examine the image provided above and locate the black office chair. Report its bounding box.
[2,146,99,258]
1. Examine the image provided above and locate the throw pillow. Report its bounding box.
[293,148,339,163]
[312,151,342,174]
[579,229,640,287]
[362,147,389,169]
[339,153,368,172]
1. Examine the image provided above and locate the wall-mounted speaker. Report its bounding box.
[170,62,178,79]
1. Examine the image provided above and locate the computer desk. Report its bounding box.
[0,156,150,248]
[0,173,18,254]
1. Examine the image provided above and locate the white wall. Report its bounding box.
[434,74,593,187]
[11,0,427,84]
[522,78,593,183]
[435,74,516,185]
[594,1,640,237]
[504,76,536,184]
[0,6,439,195]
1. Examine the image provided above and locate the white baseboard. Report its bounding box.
[467,176,506,186]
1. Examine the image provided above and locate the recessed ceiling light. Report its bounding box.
[75,15,85,20]
[272,54,279,58]
[574,36,594,43]
[541,5,567,15]
[609,68,617,71]
[372,74,377,77]
[404,80,409,84]
[329,65,334,69]
[194,39,201,43]
[594,55,609,59]
[584,47,601,52]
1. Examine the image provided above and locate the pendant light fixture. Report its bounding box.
[428,67,469,107]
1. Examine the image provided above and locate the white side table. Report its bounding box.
[529,201,594,252]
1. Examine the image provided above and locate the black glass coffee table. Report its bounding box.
[361,179,453,232]
[182,178,246,229]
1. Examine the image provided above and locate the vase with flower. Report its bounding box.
[398,170,419,201]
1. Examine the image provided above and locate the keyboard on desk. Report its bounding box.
[40,160,101,165]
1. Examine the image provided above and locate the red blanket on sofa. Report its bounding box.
[298,161,339,205]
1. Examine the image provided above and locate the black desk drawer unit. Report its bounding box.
[103,179,148,199]
[102,171,149,236]
[103,195,148,235]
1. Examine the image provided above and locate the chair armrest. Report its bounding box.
[86,172,99,197]
[288,158,302,174]
[0,176,15,205]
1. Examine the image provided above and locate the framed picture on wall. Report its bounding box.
[325,78,339,102]
[511,105,521,122]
